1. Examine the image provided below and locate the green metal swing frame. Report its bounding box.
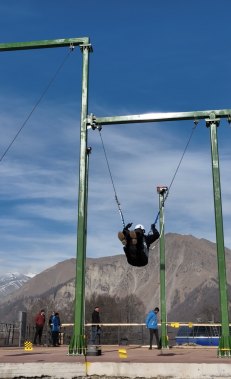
[0,38,230,357]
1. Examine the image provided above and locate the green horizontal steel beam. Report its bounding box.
[87,109,231,126]
[0,37,90,52]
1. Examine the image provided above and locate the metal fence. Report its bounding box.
[0,322,198,347]
[0,323,21,347]
[0,323,54,347]
[60,324,176,347]
[0,323,167,347]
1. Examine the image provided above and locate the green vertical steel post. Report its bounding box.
[208,118,231,358]
[81,147,91,341]
[159,191,169,349]
[69,43,90,355]
[0,36,93,356]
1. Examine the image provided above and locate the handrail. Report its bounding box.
[58,323,227,327]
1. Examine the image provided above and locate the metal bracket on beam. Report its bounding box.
[87,113,102,131]
[87,113,97,129]
[79,44,93,53]
[205,118,220,128]
[226,116,231,128]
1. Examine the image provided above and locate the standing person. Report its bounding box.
[146,307,160,350]
[49,311,55,327]
[92,306,101,345]
[33,309,45,345]
[56,314,62,345]
[52,312,60,347]
[48,311,55,346]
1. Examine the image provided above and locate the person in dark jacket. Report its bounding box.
[33,309,45,345]
[48,311,55,346]
[146,307,160,349]
[118,223,160,267]
[92,307,101,345]
[52,312,60,347]
[49,311,55,327]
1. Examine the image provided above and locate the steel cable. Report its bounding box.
[164,123,198,202]
[98,129,125,228]
[153,122,198,226]
[0,48,73,163]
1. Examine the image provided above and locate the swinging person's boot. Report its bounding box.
[118,231,127,245]
[130,230,137,244]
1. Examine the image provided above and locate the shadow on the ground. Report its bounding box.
[157,353,184,356]
[7,353,48,356]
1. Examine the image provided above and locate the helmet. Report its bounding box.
[135,224,145,231]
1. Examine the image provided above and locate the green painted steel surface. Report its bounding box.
[208,120,231,358]
[82,149,90,338]
[0,38,89,52]
[159,194,169,349]
[0,36,91,355]
[2,36,230,359]
[87,109,231,126]
[69,45,90,356]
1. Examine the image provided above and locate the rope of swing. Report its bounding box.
[151,122,197,330]
[98,129,125,228]
[164,122,198,202]
[98,121,198,230]
[0,47,74,163]
[153,121,198,225]
[151,121,198,249]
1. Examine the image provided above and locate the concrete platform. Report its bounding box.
[0,345,231,378]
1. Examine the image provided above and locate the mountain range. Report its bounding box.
[0,233,231,324]
[0,273,32,301]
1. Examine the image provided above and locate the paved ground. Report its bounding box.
[0,345,230,364]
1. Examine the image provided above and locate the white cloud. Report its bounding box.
[0,96,231,274]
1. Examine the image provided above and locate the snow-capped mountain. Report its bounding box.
[0,273,34,300]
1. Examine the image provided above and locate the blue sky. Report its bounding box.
[0,0,231,275]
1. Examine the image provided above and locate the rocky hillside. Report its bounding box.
[0,273,32,301]
[1,233,231,323]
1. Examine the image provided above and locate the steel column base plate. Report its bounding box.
[160,336,169,349]
[217,335,231,358]
[68,334,86,356]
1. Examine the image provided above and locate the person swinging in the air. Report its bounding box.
[118,223,160,267]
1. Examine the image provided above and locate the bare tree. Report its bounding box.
[201,304,220,323]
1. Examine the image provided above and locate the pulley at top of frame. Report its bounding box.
[157,187,168,195]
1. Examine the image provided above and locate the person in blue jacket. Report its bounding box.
[146,307,160,349]
[52,312,60,347]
